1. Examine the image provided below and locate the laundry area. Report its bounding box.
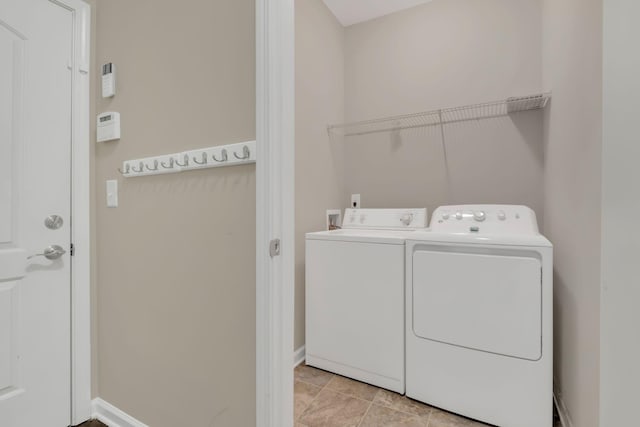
[2,0,637,425]
[293,0,599,426]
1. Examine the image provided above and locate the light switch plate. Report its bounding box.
[106,180,118,207]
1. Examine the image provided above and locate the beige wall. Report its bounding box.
[601,0,640,424]
[542,0,602,426]
[93,1,256,426]
[343,0,545,217]
[294,0,345,349]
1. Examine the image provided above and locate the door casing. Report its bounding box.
[255,0,295,426]
[48,0,92,424]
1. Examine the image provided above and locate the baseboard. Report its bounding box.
[294,345,306,367]
[553,384,574,427]
[91,398,149,427]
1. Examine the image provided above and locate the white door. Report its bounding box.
[0,0,73,425]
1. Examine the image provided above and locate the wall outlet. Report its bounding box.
[351,194,361,209]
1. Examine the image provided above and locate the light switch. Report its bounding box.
[106,180,118,208]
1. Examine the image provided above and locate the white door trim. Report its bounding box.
[255,0,295,426]
[48,0,92,424]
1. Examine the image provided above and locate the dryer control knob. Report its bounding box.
[497,211,507,221]
[455,211,463,220]
[442,212,450,220]
[400,213,413,226]
[473,211,486,222]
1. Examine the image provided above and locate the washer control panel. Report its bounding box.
[430,205,540,235]
[343,208,427,230]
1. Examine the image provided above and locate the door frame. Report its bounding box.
[255,0,295,426]
[47,0,92,424]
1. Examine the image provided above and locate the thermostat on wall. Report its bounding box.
[97,112,121,142]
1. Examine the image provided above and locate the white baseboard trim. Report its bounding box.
[553,387,574,427]
[91,398,149,427]
[293,345,306,367]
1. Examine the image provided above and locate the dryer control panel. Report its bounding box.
[430,205,540,235]
[343,208,427,230]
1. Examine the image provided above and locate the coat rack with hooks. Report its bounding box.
[117,140,256,178]
[327,93,551,137]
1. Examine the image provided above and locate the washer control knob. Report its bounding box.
[497,211,507,221]
[400,213,414,226]
[473,211,486,222]
[455,211,463,220]
[442,212,450,220]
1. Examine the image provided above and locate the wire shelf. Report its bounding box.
[327,93,551,137]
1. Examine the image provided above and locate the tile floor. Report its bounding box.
[295,364,562,427]
[75,368,562,427]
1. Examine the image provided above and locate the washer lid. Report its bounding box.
[306,229,420,245]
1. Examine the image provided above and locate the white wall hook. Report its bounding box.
[213,149,228,162]
[117,164,130,175]
[175,154,189,167]
[145,160,159,171]
[161,158,175,169]
[192,152,208,165]
[233,145,250,160]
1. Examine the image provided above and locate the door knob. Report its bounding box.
[28,245,67,260]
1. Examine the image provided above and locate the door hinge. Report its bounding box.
[269,239,281,257]
[70,243,75,256]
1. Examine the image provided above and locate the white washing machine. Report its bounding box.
[305,208,427,393]
[406,205,553,427]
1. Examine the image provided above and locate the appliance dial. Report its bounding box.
[400,213,414,226]
[473,211,486,222]
[442,212,450,220]
[455,211,463,220]
[497,211,507,221]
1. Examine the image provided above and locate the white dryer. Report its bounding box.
[406,205,553,427]
[306,208,427,393]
